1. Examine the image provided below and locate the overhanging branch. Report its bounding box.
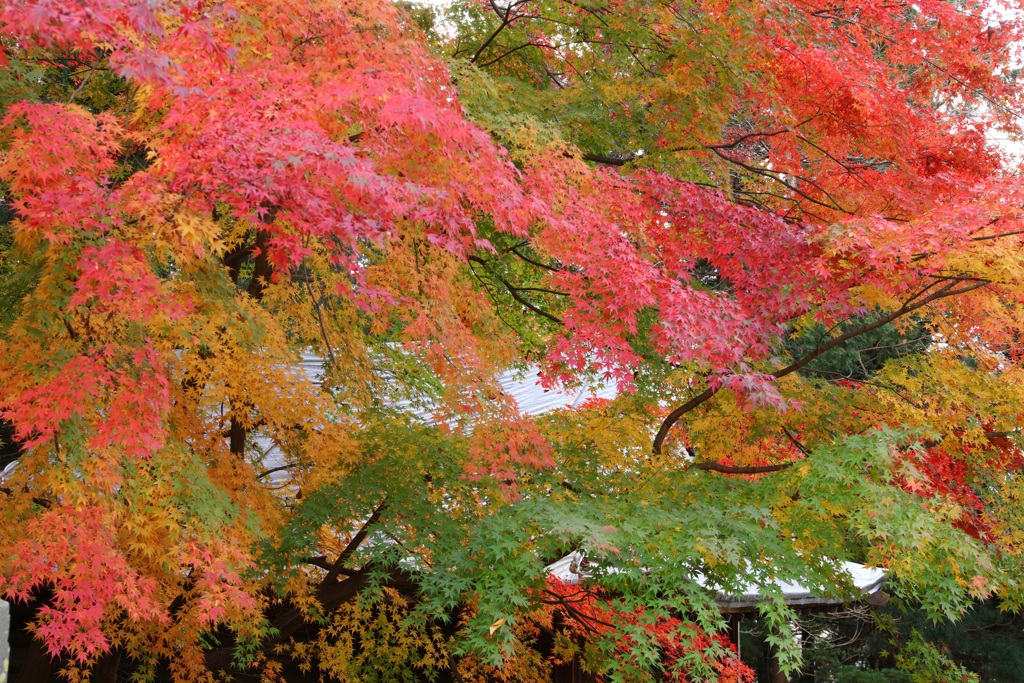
[323,499,388,586]
[691,461,795,474]
[652,278,990,455]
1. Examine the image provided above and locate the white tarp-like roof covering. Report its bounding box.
[546,552,886,610]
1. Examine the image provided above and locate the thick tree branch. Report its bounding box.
[66,61,96,104]
[703,127,796,150]
[691,461,795,474]
[910,214,1024,262]
[230,214,277,457]
[245,228,273,301]
[919,430,1016,450]
[0,486,52,508]
[582,118,810,165]
[503,284,564,324]
[651,387,718,455]
[773,280,987,380]
[206,532,413,672]
[970,228,1024,243]
[222,244,252,285]
[707,147,853,215]
[582,152,635,166]
[256,463,296,480]
[302,555,334,571]
[322,500,388,586]
[781,426,811,455]
[685,426,810,475]
[205,568,378,671]
[478,41,551,68]
[508,285,568,296]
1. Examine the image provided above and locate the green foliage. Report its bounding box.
[836,666,914,683]
[916,603,1024,682]
[896,630,980,683]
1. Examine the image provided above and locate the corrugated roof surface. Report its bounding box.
[497,367,618,415]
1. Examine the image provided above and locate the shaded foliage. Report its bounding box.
[2,0,1024,681]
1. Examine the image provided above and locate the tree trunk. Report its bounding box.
[768,635,788,683]
[92,650,120,683]
[14,638,54,683]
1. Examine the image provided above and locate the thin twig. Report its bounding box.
[304,272,339,369]
[67,62,96,104]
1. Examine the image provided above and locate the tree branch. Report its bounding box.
[322,500,387,586]
[305,273,339,370]
[302,555,334,571]
[471,0,530,63]
[257,463,296,480]
[540,589,615,631]
[510,246,561,272]
[703,127,795,150]
[652,278,989,454]
[478,41,549,68]
[773,280,987,381]
[781,426,811,455]
[691,461,795,474]
[468,255,564,324]
[66,61,96,104]
[582,152,635,166]
[707,147,853,215]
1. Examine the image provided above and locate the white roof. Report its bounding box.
[495,366,618,415]
[546,551,886,610]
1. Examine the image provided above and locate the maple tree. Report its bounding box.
[2,0,1024,680]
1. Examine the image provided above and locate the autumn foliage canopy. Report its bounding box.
[2,0,1024,679]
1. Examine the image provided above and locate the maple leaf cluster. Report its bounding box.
[1,0,1024,680]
